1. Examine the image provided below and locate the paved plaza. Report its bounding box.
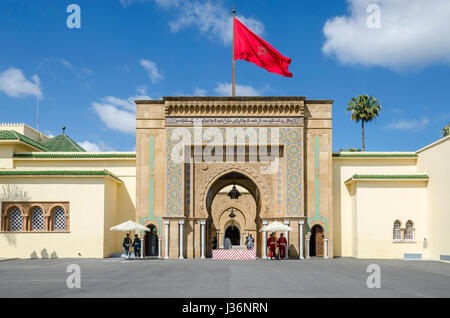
[0,257,449,298]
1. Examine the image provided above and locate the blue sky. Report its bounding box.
[0,0,449,152]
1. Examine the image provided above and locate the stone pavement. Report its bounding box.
[0,257,449,298]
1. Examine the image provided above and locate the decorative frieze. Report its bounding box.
[166,117,304,126]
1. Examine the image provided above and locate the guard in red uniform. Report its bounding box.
[267,232,277,260]
[277,233,287,259]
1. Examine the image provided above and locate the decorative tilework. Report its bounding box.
[166,128,184,216]
[166,126,303,217]
[280,127,303,216]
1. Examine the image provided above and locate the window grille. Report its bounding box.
[31,207,44,231]
[405,220,414,241]
[53,207,66,231]
[9,207,23,231]
[393,220,401,241]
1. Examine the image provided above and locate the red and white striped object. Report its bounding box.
[212,249,256,260]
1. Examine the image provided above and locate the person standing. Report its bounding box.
[133,234,141,259]
[245,234,255,250]
[277,233,287,259]
[224,236,232,250]
[267,233,276,260]
[123,233,130,258]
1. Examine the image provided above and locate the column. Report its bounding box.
[200,220,206,259]
[262,220,268,259]
[324,238,328,259]
[306,236,310,259]
[158,238,162,258]
[179,220,184,259]
[140,238,144,259]
[298,220,304,259]
[216,231,221,249]
[164,220,170,259]
[284,220,290,260]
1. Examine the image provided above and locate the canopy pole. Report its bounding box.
[232,6,236,97]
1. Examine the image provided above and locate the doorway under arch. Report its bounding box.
[205,170,262,256]
[224,224,241,246]
[310,225,324,257]
[144,224,158,256]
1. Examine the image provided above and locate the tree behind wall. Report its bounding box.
[346,94,382,152]
[442,123,450,137]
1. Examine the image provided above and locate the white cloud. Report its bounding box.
[102,96,136,112]
[0,67,42,98]
[78,140,115,152]
[214,82,260,96]
[92,87,152,135]
[120,0,264,46]
[140,59,163,83]
[92,103,136,135]
[322,0,450,69]
[41,58,94,77]
[384,117,429,132]
[119,0,133,7]
[193,88,207,96]
[167,1,264,46]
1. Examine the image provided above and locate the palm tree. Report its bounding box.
[346,94,381,151]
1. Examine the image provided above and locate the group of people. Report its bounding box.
[267,232,287,259]
[123,231,286,259]
[122,233,142,259]
[215,232,288,260]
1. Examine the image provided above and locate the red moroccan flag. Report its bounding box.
[234,18,293,77]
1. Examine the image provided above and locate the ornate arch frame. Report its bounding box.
[197,164,272,219]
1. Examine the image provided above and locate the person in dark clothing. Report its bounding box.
[133,234,141,259]
[123,233,130,258]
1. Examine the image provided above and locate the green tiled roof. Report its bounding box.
[14,153,136,159]
[0,170,122,182]
[345,174,429,183]
[41,134,86,152]
[0,130,51,151]
[333,153,417,158]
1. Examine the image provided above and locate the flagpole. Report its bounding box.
[232,6,236,97]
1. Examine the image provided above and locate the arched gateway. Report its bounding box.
[135,96,334,259]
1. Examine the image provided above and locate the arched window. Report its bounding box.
[9,207,23,231]
[53,207,66,231]
[31,207,44,231]
[405,220,414,241]
[393,220,401,241]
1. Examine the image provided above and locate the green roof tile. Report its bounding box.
[0,170,122,182]
[41,134,86,152]
[333,153,417,158]
[0,130,50,151]
[345,174,429,183]
[14,153,136,159]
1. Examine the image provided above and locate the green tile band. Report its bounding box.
[315,136,319,218]
[141,135,161,232]
[307,135,328,234]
